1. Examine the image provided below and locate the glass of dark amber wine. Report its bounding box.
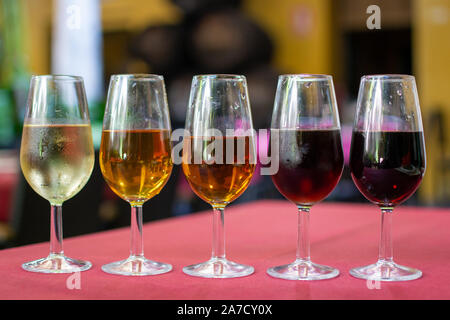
[99,74,173,276]
[20,75,94,273]
[267,74,344,280]
[182,74,256,278]
[349,75,426,281]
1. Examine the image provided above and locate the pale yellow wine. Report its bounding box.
[20,124,95,204]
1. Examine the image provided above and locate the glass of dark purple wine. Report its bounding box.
[267,74,344,280]
[349,75,426,281]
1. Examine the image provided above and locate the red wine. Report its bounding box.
[350,131,425,207]
[271,129,344,205]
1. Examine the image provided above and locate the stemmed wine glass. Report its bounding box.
[20,75,95,273]
[267,74,344,280]
[181,74,256,278]
[349,75,426,281]
[99,74,173,276]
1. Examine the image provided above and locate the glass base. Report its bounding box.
[22,253,92,273]
[267,259,339,280]
[349,260,422,281]
[101,255,172,276]
[183,257,254,278]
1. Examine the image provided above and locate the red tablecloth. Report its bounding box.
[0,172,17,222]
[0,200,449,300]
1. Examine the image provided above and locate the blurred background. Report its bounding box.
[0,0,448,248]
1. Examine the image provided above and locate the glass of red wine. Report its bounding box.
[267,74,344,280]
[349,75,426,281]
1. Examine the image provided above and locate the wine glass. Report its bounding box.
[181,74,256,278]
[20,75,94,273]
[349,75,426,281]
[267,74,344,280]
[99,74,173,276]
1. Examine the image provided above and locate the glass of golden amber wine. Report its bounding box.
[99,74,173,276]
[20,75,94,273]
[182,74,256,278]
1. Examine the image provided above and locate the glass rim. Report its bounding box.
[110,74,164,81]
[361,74,415,82]
[31,74,84,82]
[279,74,332,81]
[193,74,246,81]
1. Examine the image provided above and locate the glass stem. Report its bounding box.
[296,206,311,262]
[211,206,225,259]
[130,205,144,257]
[49,204,63,255]
[378,207,394,263]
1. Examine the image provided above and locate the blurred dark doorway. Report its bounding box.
[345,28,412,98]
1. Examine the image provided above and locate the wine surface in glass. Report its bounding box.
[20,124,94,204]
[271,129,344,205]
[100,129,172,205]
[350,130,425,206]
[182,136,255,206]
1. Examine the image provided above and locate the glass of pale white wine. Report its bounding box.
[20,75,95,273]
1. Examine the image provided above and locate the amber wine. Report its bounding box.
[99,129,172,205]
[182,136,255,206]
[20,124,95,204]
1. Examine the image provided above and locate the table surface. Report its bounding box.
[0,200,449,300]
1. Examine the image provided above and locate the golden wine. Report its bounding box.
[100,129,172,205]
[20,124,95,204]
[182,136,255,206]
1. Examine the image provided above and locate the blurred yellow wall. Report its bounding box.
[101,0,180,31]
[243,0,332,75]
[413,0,450,203]
[22,0,51,75]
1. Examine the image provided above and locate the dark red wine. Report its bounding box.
[350,131,425,207]
[271,129,344,205]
